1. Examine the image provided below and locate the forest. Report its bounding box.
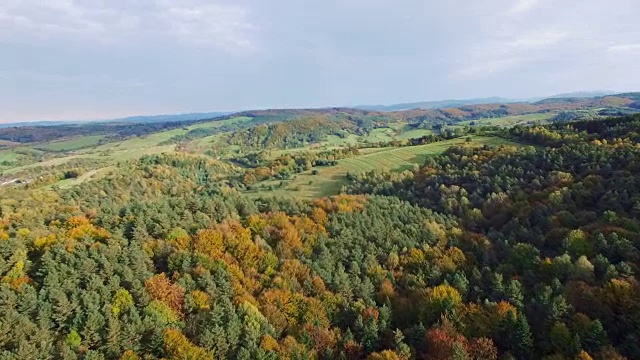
[0,108,639,359]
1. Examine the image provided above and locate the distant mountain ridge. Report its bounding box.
[218,92,640,132]
[0,121,73,129]
[0,111,231,128]
[0,90,631,127]
[353,97,520,111]
[547,90,618,99]
[1,92,639,145]
[108,111,231,124]
[353,91,620,112]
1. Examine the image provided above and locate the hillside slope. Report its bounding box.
[0,114,638,359]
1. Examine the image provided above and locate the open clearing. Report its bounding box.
[45,166,116,190]
[396,127,433,140]
[37,135,106,152]
[459,113,554,126]
[248,135,521,199]
[191,116,253,130]
[0,150,21,164]
[353,125,434,144]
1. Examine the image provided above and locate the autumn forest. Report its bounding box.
[0,100,639,360]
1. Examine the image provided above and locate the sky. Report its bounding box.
[1,0,639,122]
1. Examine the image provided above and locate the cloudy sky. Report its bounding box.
[2,0,639,122]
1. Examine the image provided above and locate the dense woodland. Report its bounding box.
[224,117,363,150]
[0,113,639,359]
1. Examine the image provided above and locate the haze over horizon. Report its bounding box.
[2,0,639,123]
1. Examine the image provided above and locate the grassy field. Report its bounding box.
[324,134,361,146]
[0,150,20,163]
[91,129,185,152]
[0,147,47,172]
[37,135,105,152]
[361,128,396,143]
[248,136,521,199]
[182,133,226,153]
[357,125,434,143]
[43,166,116,190]
[191,116,253,130]
[459,113,554,126]
[396,127,433,140]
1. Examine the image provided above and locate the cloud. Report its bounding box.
[158,2,254,49]
[0,0,255,51]
[506,0,541,15]
[508,30,567,48]
[608,43,640,53]
[0,1,130,37]
[452,29,569,79]
[454,58,524,79]
[1,0,639,122]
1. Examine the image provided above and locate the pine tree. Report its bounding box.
[451,341,470,360]
[66,330,82,352]
[104,313,123,358]
[82,307,106,349]
[582,319,607,353]
[50,290,74,331]
[506,311,533,360]
[393,329,411,359]
[505,280,524,310]
[356,314,380,352]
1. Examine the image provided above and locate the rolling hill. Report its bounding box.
[1,92,638,186]
[1,97,640,360]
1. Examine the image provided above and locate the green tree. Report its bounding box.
[66,330,82,352]
[507,311,533,360]
[582,319,607,353]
